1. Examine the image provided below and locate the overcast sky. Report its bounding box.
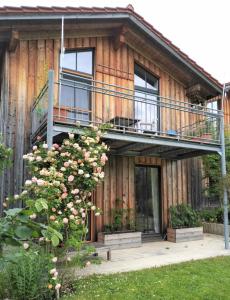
[2,0,230,83]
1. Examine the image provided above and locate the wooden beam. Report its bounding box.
[175,150,207,160]
[113,26,128,51]
[160,148,188,158]
[140,145,164,156]
[116,142,138,154]
[8,31,19,52]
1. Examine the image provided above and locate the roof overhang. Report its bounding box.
[0,9,222,95]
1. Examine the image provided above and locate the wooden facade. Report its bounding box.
[0,10,222,239]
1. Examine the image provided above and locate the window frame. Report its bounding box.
[59,48,94,123]
[61,48,94,77]
[134,64,159,95]
[134,63,160,132]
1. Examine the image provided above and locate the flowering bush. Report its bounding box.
[2,124,109,295]
[21,125,108,247]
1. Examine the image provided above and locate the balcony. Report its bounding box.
[31,70,222,159]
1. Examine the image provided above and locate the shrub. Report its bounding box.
[169,204,201,229]
[199,207,228,224]
[104,198,135,233]
[1,124,110,296]
[0,248,54,300]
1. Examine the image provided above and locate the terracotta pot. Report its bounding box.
[53,106,68,122]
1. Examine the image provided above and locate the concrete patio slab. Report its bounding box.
[75,234,230,277]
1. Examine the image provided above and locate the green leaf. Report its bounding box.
[48,227,63,241]
[4,237,21,246]
[15,226,32,239]
[35,198,48,212]
[51,235,59,247]
[4,208,22,217]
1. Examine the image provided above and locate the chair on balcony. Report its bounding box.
[136,121,158,135]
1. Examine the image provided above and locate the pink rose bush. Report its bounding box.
[17,124,110,292]
[21,125,108,244]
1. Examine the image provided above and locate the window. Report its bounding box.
[134,64,158,92]
[207,100,218,112]
[62,50,93,75]
[134,64,159,132]
[60,49,93,124]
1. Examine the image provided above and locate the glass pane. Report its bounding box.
[135,92,158,132]
[135,166,148,232]
[134,65,146,88]
[146,72,158,91]
[75,87,90,122]
[60,80,74,107]
[207,101,218,112]
[77,51,93,74]
[135,166,160,233]
[62,52,76,70]
[60,80,75,121]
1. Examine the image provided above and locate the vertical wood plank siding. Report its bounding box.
[0,35,202,231]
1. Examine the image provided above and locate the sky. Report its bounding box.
[1,0,230,83]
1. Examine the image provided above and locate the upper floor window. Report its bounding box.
[134,64,159,132]
[62,50,93,75]
[207,100,218,112]
[134,64,159,93]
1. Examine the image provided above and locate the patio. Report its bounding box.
[75,234,230,277]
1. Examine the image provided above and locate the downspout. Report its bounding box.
[58,16,65,109]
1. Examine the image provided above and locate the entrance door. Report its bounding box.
[135,166,161,234]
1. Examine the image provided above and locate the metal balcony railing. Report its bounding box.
[31,70,222,145]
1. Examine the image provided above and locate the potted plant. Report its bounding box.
[98,198,142,249]
[167,204,203,242]
[189,120,215,142]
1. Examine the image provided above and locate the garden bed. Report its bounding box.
[97,231,142,249]
[167,227,203,243]
[203,222,230,236]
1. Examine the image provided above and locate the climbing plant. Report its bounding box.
[0,136,12,173]
[1,123,110,296]
[202,131,230,201]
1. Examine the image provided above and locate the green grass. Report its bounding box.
[61,256,230,300]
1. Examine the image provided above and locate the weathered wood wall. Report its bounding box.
[224,93,230,126]
[94,155,203,240]
[0,34,203,227]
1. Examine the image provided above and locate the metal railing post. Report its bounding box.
[47,70,54,149]
[220,83,229,249]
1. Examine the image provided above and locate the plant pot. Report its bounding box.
[53,106,68,122]
[167,227,203,243]
[191,133,212,142]
[200,133,212,141]
[97,231,142,249]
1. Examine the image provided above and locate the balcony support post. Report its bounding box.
[220,83,229,250]
[47,70,54,149]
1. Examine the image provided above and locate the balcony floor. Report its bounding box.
[50,123,221,160]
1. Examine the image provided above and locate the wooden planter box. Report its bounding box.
[167,227,203,243]
[203,222,230,236]
[97,231,142,249]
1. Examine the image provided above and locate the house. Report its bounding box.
[0,5,224,241]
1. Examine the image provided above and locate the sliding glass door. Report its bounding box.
[135,166,161,234]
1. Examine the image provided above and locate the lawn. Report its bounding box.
[62,256,230,300]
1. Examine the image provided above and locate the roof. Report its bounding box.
[0,5,222,91]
